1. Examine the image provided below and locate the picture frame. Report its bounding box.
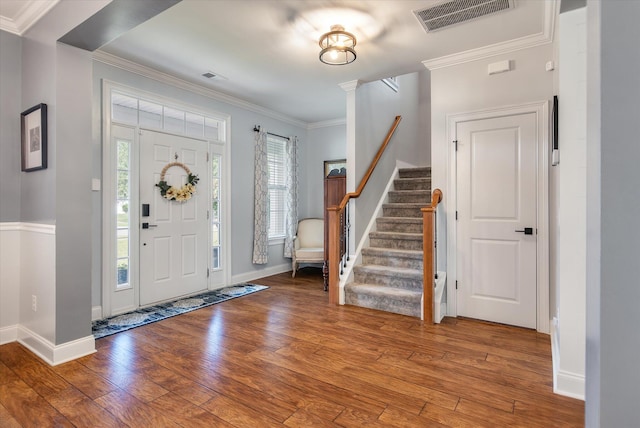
[324,159,346,177]
[21,103,47,172]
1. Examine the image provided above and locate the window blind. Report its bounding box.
[267,135,287,239]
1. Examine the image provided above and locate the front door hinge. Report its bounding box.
[207,210,210,219]
[456,280,458,290]
[455,211,458,220]
[453,140,458,151]
[207,268,210,278]
[206,152,209,162]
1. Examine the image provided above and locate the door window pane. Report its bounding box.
[112,93,137,125]
[139,100,162,129]
[164,107,185,133]
[116,139,131,289]
[211,154,221,270]
[186,113,204,137]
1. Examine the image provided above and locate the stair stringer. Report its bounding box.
[338,161,418,304]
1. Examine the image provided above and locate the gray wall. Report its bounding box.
[306,124,346,218]
[0,31,22,222]
[586,1,640,426]
[55,44,94,344]
[353,71,430,245]
[20,38,56,223]
[92,60,310,305]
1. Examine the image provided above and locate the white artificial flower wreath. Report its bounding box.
[155,161,199,202]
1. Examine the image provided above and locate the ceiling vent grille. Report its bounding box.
[414,0,514,32]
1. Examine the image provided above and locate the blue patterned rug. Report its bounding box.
[92,284,268,339]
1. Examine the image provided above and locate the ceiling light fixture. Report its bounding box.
[319,25,356,65]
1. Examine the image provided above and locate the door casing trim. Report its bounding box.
[101,80,232,318]
[446,101,550,333]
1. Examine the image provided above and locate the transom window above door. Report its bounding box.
[111,92,225,141]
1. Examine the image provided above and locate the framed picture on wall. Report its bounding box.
[21,103,47,172]
[324,159,346,177]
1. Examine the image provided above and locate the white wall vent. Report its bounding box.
[413,0,515,32]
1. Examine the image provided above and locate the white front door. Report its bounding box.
[456,112,538,328]
[139,129,209,306]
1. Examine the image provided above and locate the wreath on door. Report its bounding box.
[155,161,199,202]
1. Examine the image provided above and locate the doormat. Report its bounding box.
[92,284,268,339]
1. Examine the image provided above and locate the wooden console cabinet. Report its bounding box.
[323,174,346,290]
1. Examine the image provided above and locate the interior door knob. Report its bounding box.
[515,227,533,235]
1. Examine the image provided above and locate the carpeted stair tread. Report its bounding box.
[388,190,430,204]
[362,248,423,269]
[345,283,422,300]
[393,177,431,191]
[354,265,422,290]
[383,202,427,209]
[377,217,423,224]
[369,231,422,240]
[354,264,422,278]
[398,167,431,178]
[362,247,422,258]
[344,283,422,317]
[376,217,423,233]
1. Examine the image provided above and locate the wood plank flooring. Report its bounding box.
[0,268,584,427]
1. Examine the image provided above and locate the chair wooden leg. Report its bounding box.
[292,260,297,278]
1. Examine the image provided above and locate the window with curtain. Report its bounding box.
[267,135,287,240]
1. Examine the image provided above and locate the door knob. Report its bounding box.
[142,222,158,229]
[515,227,533,235]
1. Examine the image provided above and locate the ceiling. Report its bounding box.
[1,0,552,125]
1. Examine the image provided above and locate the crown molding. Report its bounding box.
[339,80,361,92]
[93,50,308,129]
[423,0,557,71]
[0,0,60,36]
[307,118,346,130]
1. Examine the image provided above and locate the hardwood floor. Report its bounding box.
[0,268,584,427]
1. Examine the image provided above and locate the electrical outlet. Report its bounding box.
[32,295,37,312]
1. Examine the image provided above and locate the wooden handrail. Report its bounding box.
[328,116,402,304]
[421,188,443,323]
[338,116,402,211]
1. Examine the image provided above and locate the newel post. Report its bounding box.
[422,206,435,323]
[327,206,341,304]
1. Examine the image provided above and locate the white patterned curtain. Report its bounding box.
[284,136,299,258]
[252,130,269,264]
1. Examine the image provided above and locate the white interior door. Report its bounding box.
[139,129,209,306]
[456,113,538,328]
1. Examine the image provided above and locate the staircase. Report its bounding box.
[344,167,431,318]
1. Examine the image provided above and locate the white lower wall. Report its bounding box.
[0,222,96,363]
[0,223,20,344]
[19,223,56,344]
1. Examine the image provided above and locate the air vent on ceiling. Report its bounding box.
[413,0,515,32]
[202,71,228,81]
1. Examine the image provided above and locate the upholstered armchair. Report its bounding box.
[292,218,324,277]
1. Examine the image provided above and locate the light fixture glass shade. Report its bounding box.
[319,25,357,65]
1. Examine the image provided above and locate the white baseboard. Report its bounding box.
[0,324,18,345]
[91,306,102,321]
[17,325,96,366]
[551,317,585,400]
[231,263,291,285]
[555,370,586,400]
